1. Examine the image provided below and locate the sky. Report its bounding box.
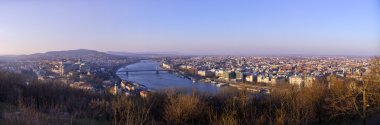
[0,0,379,56]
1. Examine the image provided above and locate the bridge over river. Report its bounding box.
[116,60,222,93]
[118,68,173,75]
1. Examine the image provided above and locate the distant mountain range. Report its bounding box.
[0,49,122,61]
[22,49,114,59]
[0,49,186,61]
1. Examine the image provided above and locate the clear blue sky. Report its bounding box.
[0,0,379,55]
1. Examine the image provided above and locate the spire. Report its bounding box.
[343,67,345,74]
[114,82,117,95]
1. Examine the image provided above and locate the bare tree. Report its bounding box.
[163,93,204,124]
[326,57,380,125]
[354,57,380,125]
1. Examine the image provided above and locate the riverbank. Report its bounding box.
[116,60,221,93]
[161,65,271,94]
[116,60,271,96]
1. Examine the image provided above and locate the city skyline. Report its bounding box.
[0,0,379,56]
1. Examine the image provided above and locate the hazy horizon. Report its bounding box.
[0,0,379,56]
[0,48,376,57]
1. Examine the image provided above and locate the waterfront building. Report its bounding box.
[274,76,286,84]
[223,71,236,81]
[162,63,172,69]
[235,71,243,81]
[257,75,280,84]
[245,75,254,82]
[257,75,270,83]
[215,70,225,77]
[197,70,214,77]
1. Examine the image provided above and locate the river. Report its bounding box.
[117,60,224,93]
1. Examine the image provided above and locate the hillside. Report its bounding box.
[12,49,126,61]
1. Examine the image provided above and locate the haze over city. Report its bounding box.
[2,1,380,125]
[0,0,379,56]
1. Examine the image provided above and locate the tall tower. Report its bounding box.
[343,67,346,77]
[114,82,118,95]
[77,58,82,64]
[59,62,65,76]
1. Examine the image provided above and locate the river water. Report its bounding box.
[117,60,222,93]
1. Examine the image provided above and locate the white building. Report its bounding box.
[245,75,254,82]
[257,75,284,85]
[197,70,214,77]
[257,75,276,84]
[304,76,315,87]
[289,75,303,86]
[215,70,225,77]
[162,63,172,69]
